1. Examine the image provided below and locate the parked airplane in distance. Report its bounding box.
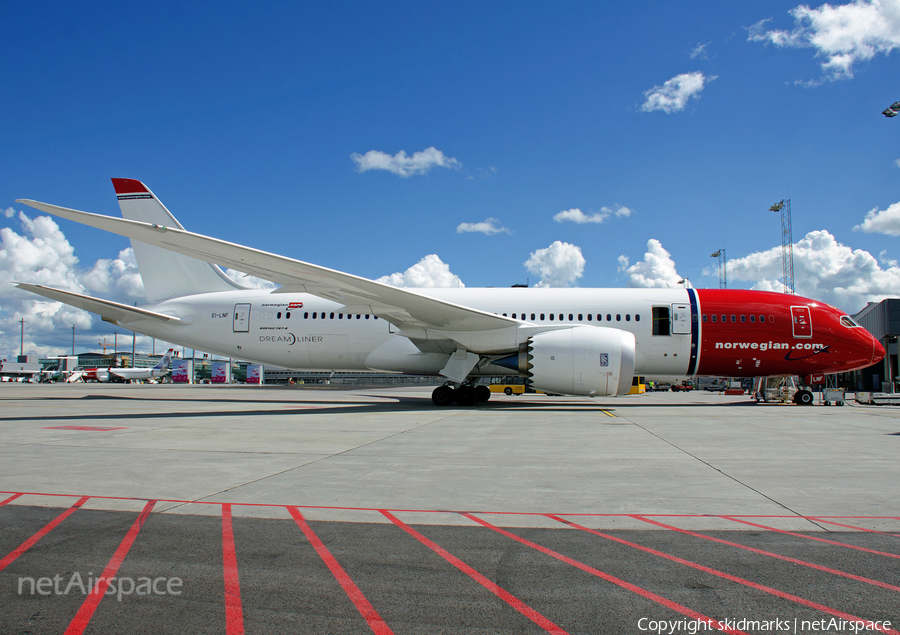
[79,349,174,383]
[17,179,884,406]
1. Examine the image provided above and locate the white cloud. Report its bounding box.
[456,218,511,235]
[641,72,716,113]
[0,211,95,357]
[728,229,900,311]
[81,247,145,301]
[377,254,465,288]
[619,239,686,288]
[854,200,900,235]
[554,206,633,224]
[748,0,900,80]
[690,42,712,59]
[351,147,462,177]
[524,241,585,288]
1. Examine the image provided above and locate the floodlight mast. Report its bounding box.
[769,199,794,294]
[710,249,726,288]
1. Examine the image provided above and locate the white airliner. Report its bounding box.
[16,179,883,406]
[79,348,174,383]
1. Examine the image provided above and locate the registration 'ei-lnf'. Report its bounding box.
[16,179,884,406]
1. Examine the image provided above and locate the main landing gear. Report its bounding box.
[431,383,491,407]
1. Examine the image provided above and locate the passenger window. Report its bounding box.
[731,315,736,323]
[540,313,545,320]
[768,315,774,323]
[721,314,726,323]
[304,312,309,319]
[740,315,745,323]
[531,313,536,320]
[587,314,592,321]
[616,314,621,322]
[549,314,554,321]
[625,314,631,322]
[702,314,707,322]
[711,314,716,323]
[330,312,335,319]
[568,314,574,321]
[759,315,765,323]
[578,314,583,321]
[750,315,755,323]
[635,314,640,322]
[606,314,612,321]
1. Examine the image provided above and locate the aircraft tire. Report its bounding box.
[475,385,491,402]
[455,385,477,407]
[432,385,456,406]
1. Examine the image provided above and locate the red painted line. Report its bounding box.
[0,496,89,572]
[63,500,155,635]
[629,515,900,594]
[461,513,749,635]
[381,510,568,635]
[0,493,23,506]
[44,425,127,432]
[288,507,393,635]
[550,516,900,635]
[221,504,245,635]
[808,517,900,537]
[721,516,900,559]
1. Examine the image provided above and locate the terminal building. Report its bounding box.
[851,298,899,392]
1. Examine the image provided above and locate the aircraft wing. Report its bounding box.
[16,200,518,344]
[15,283,184,325]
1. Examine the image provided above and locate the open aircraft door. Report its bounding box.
[671,304,691,335]
[233,303,251,333]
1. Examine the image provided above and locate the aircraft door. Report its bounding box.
[791,306,812,338]
[233,303,251,332]
[671,304,691,335]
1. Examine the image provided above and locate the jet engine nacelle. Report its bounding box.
[528,326,636,397]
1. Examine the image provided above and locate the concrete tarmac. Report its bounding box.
[0,384,898,634]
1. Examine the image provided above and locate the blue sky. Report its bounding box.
[3,0,900,356]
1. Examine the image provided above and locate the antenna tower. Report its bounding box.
[710,249,727,288]
[769,200,794,294]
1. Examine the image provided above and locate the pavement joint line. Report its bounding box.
[627,420,830,531]
[165,414,451,512]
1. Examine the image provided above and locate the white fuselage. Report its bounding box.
[125,287,695,376]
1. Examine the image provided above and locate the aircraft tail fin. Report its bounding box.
[111,179,244,302]
[155,348,175,370]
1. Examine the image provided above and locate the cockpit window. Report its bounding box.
[840,316,860,328]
